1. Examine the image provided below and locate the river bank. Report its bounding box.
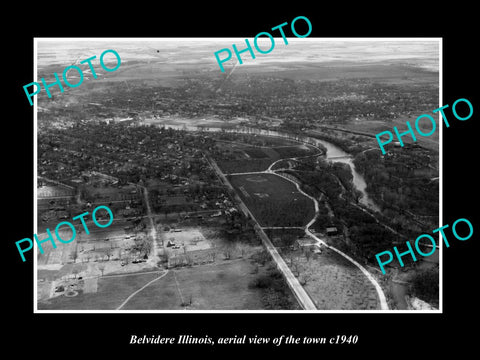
[140,117,439,310]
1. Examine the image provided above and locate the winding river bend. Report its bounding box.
[156,123,380,213]
[151,121,390,309]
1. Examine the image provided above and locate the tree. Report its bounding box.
[98,263,106,276]
[410,267,439,305]
[72,268,80,279]
[223,249,231,260]
[105,249,113,261]
[299,273,310,285]
[70,248,78,263]
[122,253,131,265]
[304,248,312,262]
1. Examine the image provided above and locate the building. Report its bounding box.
[326,227,338,236]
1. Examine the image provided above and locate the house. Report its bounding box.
[210,211,222,218]
[295,238,316,250]
[326,227,338,236]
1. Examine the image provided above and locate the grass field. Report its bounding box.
[229,173,315,227]
[214,138,318,174]
[216,158,273,174]
[272,145,316,158]
[250,61,438,84]
[37,259,269,310]
[121,260,265,310]
[243,147,270,159]
[38,271,162,310]
[339,113,440,153]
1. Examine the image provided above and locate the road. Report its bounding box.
[140,186,159,265]
[208,144,390,310]
[273,169,390,310]
[253,223,317,310]
[205,156,317,310]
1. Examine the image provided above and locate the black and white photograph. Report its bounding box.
[5,6,478,356]
[33,38,440,312]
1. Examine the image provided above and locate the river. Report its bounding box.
[153,122,381,213]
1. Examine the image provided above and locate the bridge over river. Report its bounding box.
[200,130,389,310]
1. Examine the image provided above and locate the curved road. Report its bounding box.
[274,170,389,310]
[226,147,390,310]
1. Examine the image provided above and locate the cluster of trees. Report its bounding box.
[215,76,438,125]
[348,224,395,261]
[54,72,438,130]
[265,229,305,248]
[248,261,299,310]
[328,197,395,261]
[132,237,152,258]
[325,162,359,200]
[38,123,220,185]
[282,160,400,264]
[41,63,438,136]
[409,267,439,307]
[149,184,228,215]
[354,148,439,233]
[306,131,367,155]
[284,168,343,201]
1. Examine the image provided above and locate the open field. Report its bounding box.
[209,132,320,174]
[37,258,282,310]
[339,112,440,153]
[272,145,316,158]
[309,106,440,155]
[229,173,315,228]
[121,260,267,310]
[37,184,75,199]
[217,158,273,174]
[245,61,438,83]
[38,270,163,310]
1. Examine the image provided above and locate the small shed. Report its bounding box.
[326,227,338,236]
